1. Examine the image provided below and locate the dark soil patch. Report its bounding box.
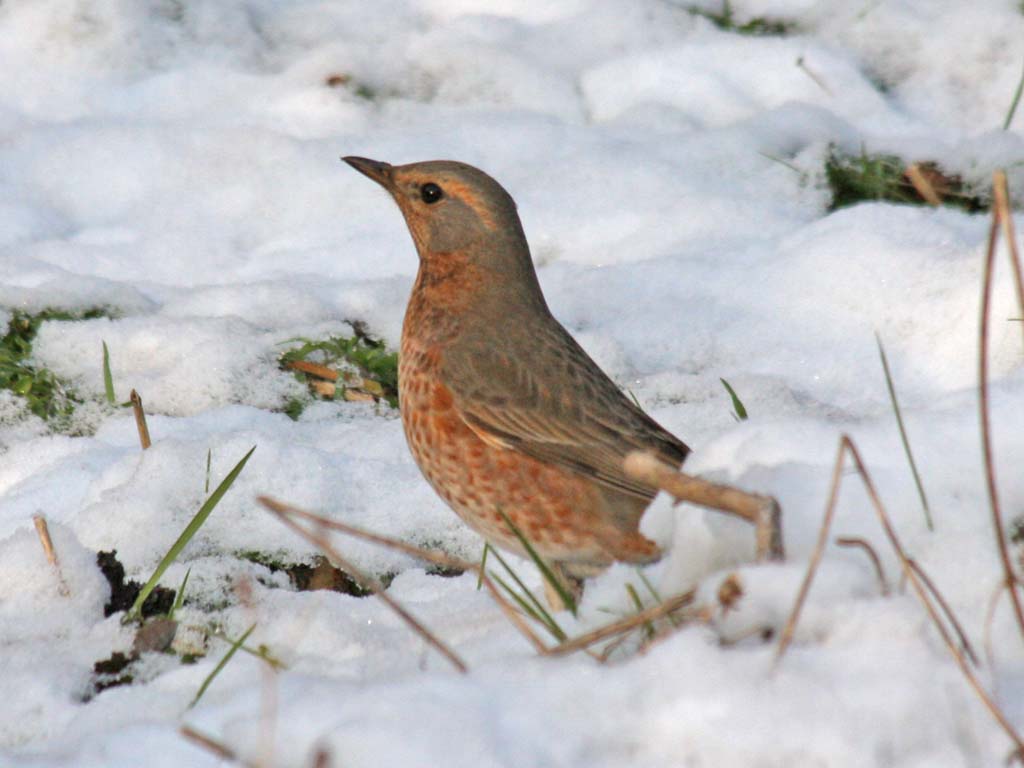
[97,550,176,618]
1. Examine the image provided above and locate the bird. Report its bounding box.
[343,156,690,604]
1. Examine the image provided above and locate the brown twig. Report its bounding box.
[623,452,784,561]
[263,502,468,674]
[130,390,151,450]
[980,172,1024,644]
[32,515,69,596]
[835,536,890,595]
[285,359,339,381]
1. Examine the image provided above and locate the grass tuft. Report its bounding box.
[687,1,795,35]
[825,147,986,213]
[488,545,568,641]
[280,324,399,409]
[125,446,256,623]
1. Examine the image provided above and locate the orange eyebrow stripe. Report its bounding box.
[438,179,498,230]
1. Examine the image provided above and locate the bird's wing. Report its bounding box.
[442,328,690,499]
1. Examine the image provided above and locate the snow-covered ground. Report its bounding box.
[2,0,1024,765]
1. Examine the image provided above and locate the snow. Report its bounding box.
[2,0,1024,765]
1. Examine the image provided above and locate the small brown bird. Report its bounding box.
[343,156,690,597]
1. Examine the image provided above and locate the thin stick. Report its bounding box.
[904,164,942,206]
[257,497,553,653]
[835,536,889,596]
[32,515,69,596]
[130,390,151,450]
[979,173,1024,643]
[774,445,844,664]
[623,452,784,561]
[546,590,696,657]
[267,507,468,674]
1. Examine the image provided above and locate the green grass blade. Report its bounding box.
[126,445,256,622]
[168,567,191,620]
[102,341,115,405]
[625,583,655,640]
[189,623,256,709]
[720,378,748,421]
[497,510,576,615]
[490,571,566,642]
[476,542,490,591]
[636,569,663,603]
[876,334,933,530]
[1003,59,1024,131]
[626,389,643,409]
[488,547,567,639]
[636,569,681,628]
[204,448,212,494]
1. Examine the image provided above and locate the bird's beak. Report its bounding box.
[342,156,394,190]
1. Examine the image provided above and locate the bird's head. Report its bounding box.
[343,157,541,294]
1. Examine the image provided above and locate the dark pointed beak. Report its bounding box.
[342,156,394,189]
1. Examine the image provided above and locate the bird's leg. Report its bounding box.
[623,452,786,562]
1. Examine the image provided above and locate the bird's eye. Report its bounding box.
[420,182,444,204]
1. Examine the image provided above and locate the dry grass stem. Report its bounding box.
[797,436,1024,756]
[258,496,554,654]
[546,590,696,657]
[905,558,979,666]
[980,172,1024,644]
[835,536,890,595]
[623,452,784,561]
[130,390,151,450]
[773,444,844,664]
[259,497,732,661]
[285,359,339,381]
[905,163,942,206]
[993,172,1024,336]
[259,496,474,570]
[263,500,469,674]
[32,514,69,596]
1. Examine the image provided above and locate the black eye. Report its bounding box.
[420,182,444,204]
